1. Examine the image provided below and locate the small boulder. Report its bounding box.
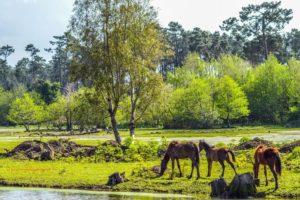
[107,172,126,186]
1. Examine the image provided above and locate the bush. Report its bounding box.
[95,139,167,163]
[95,145,124,162]
[239,136,250,144]
[287,147,300,160]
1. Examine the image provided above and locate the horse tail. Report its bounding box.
[227,150,236,162]
[275,152,282,176]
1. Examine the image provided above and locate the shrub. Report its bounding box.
[287,146,300,160]
[95,145,123,162]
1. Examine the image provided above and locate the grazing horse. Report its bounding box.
[199,140,237,177]
[159,141,200,179]
[253,145,281,191]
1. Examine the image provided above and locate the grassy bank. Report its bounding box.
[0,150,299,199]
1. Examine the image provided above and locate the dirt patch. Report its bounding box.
[279,140,300,153]
[7,139,98,160]
[234,137,273,150]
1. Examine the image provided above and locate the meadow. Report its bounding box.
[0,127,299,199]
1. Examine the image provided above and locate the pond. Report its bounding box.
[0,187,193,200]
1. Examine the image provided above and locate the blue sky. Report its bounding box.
[1,0,300,66]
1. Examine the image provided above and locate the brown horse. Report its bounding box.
[253,145,281,191]
[199,140,237,177]
[159,141,200,179]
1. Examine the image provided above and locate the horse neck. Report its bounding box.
[202,142,212,153]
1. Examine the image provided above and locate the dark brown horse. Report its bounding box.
[253,145,281,191]
[199,140,237,177]
[160,141,200,179]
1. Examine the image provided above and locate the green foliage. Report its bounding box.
[7,93,44,131]
[95,145,124,163]
[239,136,250,144]
[217,75,249,127]
[245,55,292,123]
[169,78,219,128]
[30,80,60,104]
[287,147,300,161]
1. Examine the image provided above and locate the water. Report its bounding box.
[0,187,192,200]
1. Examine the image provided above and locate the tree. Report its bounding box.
[15,58,30,86]
[0,45,15,62]
[221,1,293,61]
[169,78,218,128]
[30,80,60,104]
[7,93,44,131]
[285,29,300,59]
[163,22,189,72]
[25,44,46,84]
[216,76,249,127]
[46,96,66,130]
[69,0,164,144]
[245,55,292,123]
[73,87,107,131]
[46,35,70,90]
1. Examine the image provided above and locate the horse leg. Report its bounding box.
[195,160,200,180]
[268,162,278,191]
[176,158,182,177]
[171,158,175,180]
[207,160,212,177]
[188,159,195,179]
[264,165,268,186]
[219,160,225,177]
[226,157,237,175]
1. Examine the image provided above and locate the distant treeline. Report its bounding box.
[1,1,300,131]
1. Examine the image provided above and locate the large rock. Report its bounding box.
[210,173,257,199]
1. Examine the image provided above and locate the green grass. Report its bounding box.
[0,127,300,198]
[0,150,299,199]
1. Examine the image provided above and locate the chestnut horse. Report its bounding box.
[199,140,237,177]
[160,141,200,179]
[253,145,281,191]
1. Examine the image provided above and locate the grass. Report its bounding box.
[1,125,299,139]
[0,127,300,198]
[0,148,299,199]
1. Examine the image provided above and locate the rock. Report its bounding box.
[107,172,126,186]
[227,173,257,198]
[210,178,227,198]
[152,165,161,174]
[280,140,300,153]
[235,138,273,150]
[210,173,257,199]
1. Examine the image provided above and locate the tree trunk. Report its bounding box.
[262,18,268,60]
[226,114,231,128]
[129,106,135,137]
[23,123,30,132]
[108,98,122,145]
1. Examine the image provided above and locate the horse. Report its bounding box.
[199,140,237,177]
[253,145,281,191]
[159,141,200,180]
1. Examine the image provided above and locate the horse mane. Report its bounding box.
[255,145,265,151]
[200,140,211,151]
